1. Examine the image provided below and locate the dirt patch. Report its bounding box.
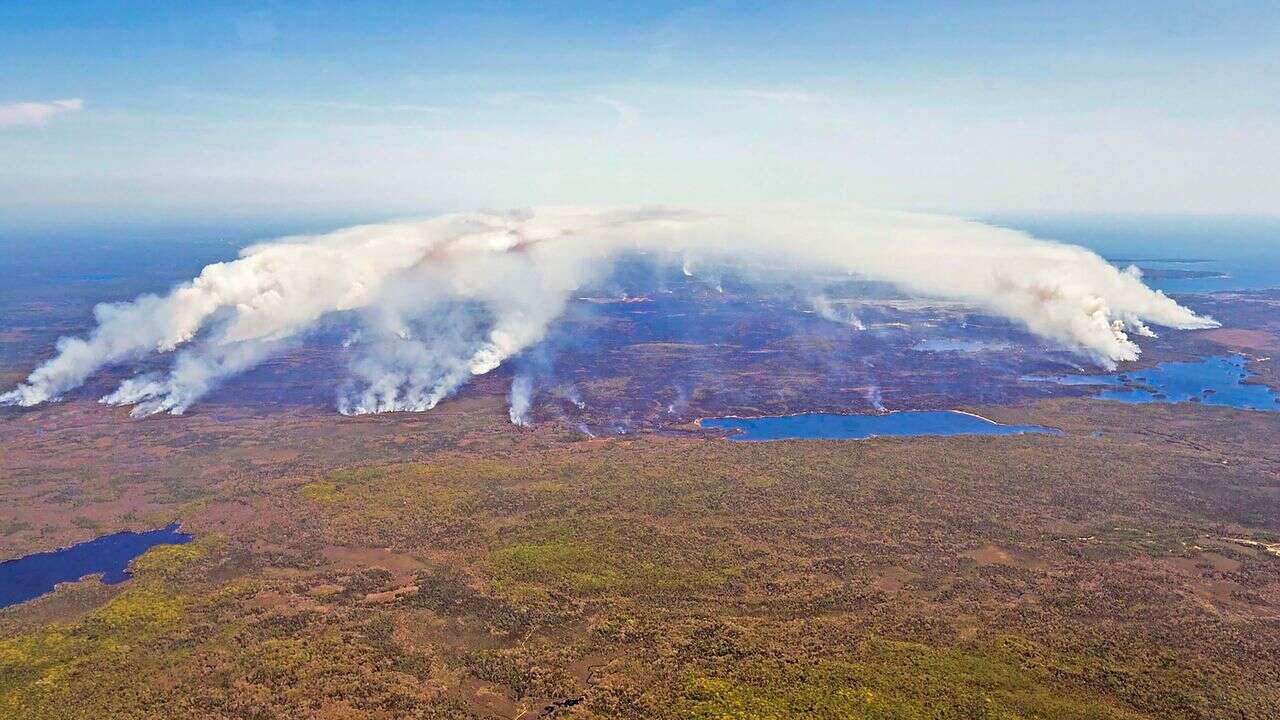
[962,544,1015,566]
[1203,328,1279,351]
[322,546,427,578]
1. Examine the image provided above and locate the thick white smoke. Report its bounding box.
[1,206,1217,417]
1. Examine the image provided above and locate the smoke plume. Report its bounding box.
[865,384,887,413]
[508,373,534,426]
[810,295,866,330]
[1,206,1217,416]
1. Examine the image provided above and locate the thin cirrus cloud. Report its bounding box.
[0,98,84,128]
[735,89,823,104]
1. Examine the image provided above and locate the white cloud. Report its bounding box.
[0,98,84,128]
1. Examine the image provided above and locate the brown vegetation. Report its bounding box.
[2,386,1279,718]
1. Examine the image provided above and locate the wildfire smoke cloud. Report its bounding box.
[1,205,1216,417]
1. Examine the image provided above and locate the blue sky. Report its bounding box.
[2,1,1278,225]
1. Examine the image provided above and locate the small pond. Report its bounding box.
[0,523,193,609]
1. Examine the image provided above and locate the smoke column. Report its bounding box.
[810,295,866,331]
[508,374,534,426]
[865,385,887,413]
[1,205,1217,416]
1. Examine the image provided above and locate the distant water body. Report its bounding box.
[991,215,1280,293]
[699,411,1058,441]
[1031,355,1279,412]
[0,523,193,609]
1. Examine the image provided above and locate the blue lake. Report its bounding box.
[1034,355,1279,412]
[0,523,193,609]
[699,411,1059,441]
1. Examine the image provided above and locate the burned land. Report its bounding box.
[1,285,1278,719]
